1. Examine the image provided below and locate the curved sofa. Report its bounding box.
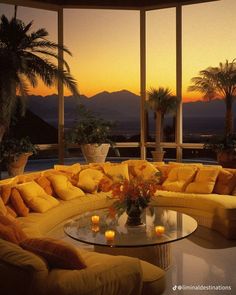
[151,190,236,239]
[1,160,236,295]
[0,185,165,295]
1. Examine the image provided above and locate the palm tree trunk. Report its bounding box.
[155,110,162,152]
[225,96,233,136]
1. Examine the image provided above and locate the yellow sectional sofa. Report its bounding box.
[1,160,236,295]
[0,167,166,295]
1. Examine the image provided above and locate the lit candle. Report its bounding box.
[91,215,100,224]
[155,226,165,235]
[105,230,115,241]
[91,225,100,233]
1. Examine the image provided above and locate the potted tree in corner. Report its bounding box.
[146,87,179,162]
[0,136,37,176]
[67,105,115,163]
[188,59,236,168]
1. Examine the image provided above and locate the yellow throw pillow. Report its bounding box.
[77,168,104,193]
[185,167,220,194]
[163,166,198,192]
[213,169,236,195]
[48,174,85,200]
[16,181,59,213]
[103,163,129,182]
[133,162,160,181]
[54,163,81,175]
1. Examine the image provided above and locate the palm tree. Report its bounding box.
[0,14,79,142]
[188,59,236,136]
[146,87,179,160]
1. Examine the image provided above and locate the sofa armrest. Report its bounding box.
[46,252,143,295]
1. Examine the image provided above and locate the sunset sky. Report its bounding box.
[1,0,236,102]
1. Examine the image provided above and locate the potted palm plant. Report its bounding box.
[67,105,115,163]
[188,59,236,167]
[146,87,179,161]
[204,135,236,168]
[0,136,37,176]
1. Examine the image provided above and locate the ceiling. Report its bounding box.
[28,0,218,9]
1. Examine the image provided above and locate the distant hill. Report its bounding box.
[27,90,236,136]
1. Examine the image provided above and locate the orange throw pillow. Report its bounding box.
[36,176,51,187]
[10,188,29,217]
[0,215,27,244]
[98,175,113,192]
[6,205,17,218]
[0,185,12,204]
[213,169,236,195]
[0,223,19,244]
[36,176,55,197]
[20,238,86,270]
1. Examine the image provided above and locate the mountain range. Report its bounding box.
[27,90,236,135]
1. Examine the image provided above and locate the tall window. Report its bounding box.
[146,8,176,160]
[64,9,140,158]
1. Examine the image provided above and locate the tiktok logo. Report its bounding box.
[172,285,177,291]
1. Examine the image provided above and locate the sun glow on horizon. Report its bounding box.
[1,0,236,103]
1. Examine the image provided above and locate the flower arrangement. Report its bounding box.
[109,178,160,220]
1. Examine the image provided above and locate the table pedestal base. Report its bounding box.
[94,243,171,270]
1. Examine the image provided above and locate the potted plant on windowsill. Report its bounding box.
[66,105,116,163]
[0,136,37,176]
[146,87,179,162]
[204,135,236,168]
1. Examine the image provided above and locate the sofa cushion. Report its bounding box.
[0,215,27,244]
[20,238,86,270]
[0,238,48,271]
[0,197,7,216]
[98,175,113,192]
[0,185,12,204]
[77,168,104,193]
[47,174,85,200]
[16,181,59,213]
[152,163,174,183]
[17,192,114,237]
[0,223,20,244]
[153,190,236,220]
[132,162,160,181]
[35,176,54,196]
[54,163,81,175]
[6,205,17,218]
[185,167,220,194]
[214,169,236,195]
[140,260,166,295]
[163,166,198,192]
[10,188,29,217]
[103,163,129,182]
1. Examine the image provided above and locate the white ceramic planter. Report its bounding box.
[81,143,110,163]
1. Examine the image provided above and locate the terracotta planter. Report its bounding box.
[7,152,32,177]
[81,144,110,163]
[151,150,165,162]
[217,150,236,168]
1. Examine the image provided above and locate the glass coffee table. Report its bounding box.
[64,207,197,269]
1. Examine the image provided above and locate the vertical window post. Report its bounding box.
[58,8,64,163]
[176,4,183,162]
[140,9,147,159]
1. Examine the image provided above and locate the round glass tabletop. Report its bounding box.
[64,207,198,248]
